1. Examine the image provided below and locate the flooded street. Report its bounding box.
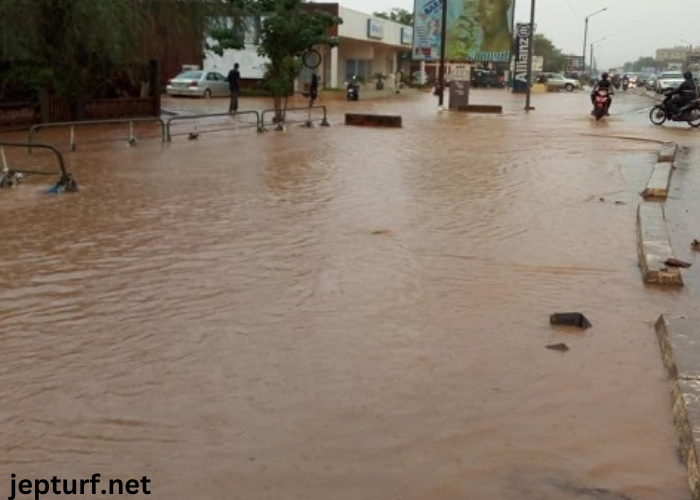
[1,88,698,499]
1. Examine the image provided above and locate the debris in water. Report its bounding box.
[546,343,569,352]
[691,239,700,251]
[550,312,592,329]
[664,258,692,268]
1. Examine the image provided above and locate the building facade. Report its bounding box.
[203,3,413,90]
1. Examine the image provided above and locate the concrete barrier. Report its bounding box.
[456,105,503,114]
[636,203,684,286]
[659,142,679,163]
[642,162,674,199]
[344,113,402,128]
[656,315,700,499]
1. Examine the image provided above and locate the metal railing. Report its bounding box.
[1,140,71,182]
[28,117,166,153]
[165,111,262,141]
[260,106,330,131]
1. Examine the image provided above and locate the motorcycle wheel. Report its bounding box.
[686,109,700,128]
[649,105,667,126]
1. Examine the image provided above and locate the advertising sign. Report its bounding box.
[367,19,385,40]
[401,27,413,45]
[513,22,531,79]
[412,0,515,62]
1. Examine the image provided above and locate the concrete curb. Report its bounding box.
[636,203,684,286]
[344,113,402,128]
[642,162,674,199]
[656,315,700,499]
[659,142,679,163]
[456,104,503,114]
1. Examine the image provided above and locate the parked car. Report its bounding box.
[655,71,684,93]
[471,70,505,88]
[645,75,657,91]
[537,72,581,92]
[166,70,230,98]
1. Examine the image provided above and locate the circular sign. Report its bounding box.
[517,24,531,38]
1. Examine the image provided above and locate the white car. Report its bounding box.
[166,70,231,98]
[655,72,685,93]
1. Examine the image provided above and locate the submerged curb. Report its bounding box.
[656,315,700,500]
[642,162,674,199]
[636,203,684,286]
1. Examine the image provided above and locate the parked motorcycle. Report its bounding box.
[649,89,700,127]
[592,89,610,121]
[346,77,359,101]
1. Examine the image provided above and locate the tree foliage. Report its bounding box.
[373,8,413,26]
[254,0,341,122]
[534,34,566,73]
[623,56,660,72]
[0,0,241,114]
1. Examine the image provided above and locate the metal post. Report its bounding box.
[582,18,588,74]
[437,0,448,109]
[524,0,536,111]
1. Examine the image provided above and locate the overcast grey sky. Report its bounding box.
[339,0,700,69]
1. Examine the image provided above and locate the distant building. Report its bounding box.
[203,3,413,90]
[656,46,695,63]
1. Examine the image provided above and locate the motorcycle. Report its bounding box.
[649,89,700,127]
[592,89,610,121]
[346,78,359,101]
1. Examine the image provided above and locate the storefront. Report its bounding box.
[203,3,413,91]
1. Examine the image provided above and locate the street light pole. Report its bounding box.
[437,0,448,109]
[582,7,608,74]
[524,0,536,111]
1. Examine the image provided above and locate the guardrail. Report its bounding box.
[0,140,77,191]
[260,106,330,131]
[28,117,166,153]
[165,111,262,141]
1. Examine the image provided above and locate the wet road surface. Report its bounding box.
[1,88,699,499]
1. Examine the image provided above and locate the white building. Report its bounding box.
[203,3,413,90]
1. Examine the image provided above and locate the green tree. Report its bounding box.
[0,0,230,119]
[534,34,566,73]
[622,56,660,72]
[373,8,413,26]
[254,0,341,124]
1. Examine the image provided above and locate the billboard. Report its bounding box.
[412,0,515,63]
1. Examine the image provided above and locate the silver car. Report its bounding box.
[539,72,581,92]
[166,70,230,98]
[655,72,684,93]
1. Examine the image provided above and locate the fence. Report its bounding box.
[165,111,262,141]
[28,117,166,153]
[260,106,330,131]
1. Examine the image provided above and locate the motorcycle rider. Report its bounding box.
[590,72,613,115]
[667,71,698,118]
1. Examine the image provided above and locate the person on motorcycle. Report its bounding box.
[590,72,613,115]
[667,71,698,118]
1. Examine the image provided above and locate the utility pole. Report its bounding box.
[437,0,448,109]
[524,0,535,111]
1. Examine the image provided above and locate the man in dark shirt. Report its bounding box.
[590,72,613,114]
[667,71,698,118]
[227,63,240,113]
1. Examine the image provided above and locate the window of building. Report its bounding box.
[345,59,373,82]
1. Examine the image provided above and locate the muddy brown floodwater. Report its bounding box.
[0,89,697,500]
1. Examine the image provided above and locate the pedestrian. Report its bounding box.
[227,63,240,113]
[309,73,318,107]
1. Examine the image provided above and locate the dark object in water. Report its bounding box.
[691,239,700,251]
[0,169,23,189]
[550,312,592,329]
[664,258,692,268]
[546,343,569,352]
